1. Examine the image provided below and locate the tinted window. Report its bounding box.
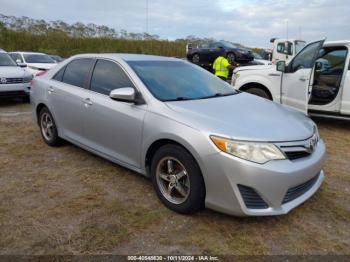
[291,41,323,72]
[23,54,55,64]
[128,60,237,101]
[9,53,23,63]
[53,66,66,81]
[91,59,134,95]
[62,58,93,88]
[0,53,17,66]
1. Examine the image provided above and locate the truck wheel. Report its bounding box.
[192,54,200,64]
[227,53,236,63]
[245,87,271,100]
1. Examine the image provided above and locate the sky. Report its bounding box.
[1,0,349,48]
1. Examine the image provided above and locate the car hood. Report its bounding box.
[235,64,274,72]
[165,93,314,142]
[0,66,29,78]
[26,63,57,70]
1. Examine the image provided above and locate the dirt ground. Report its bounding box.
[0,99,349,256]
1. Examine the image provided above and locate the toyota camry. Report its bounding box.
[30,54,326,216]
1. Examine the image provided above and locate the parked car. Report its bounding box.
[0,49,32,101]
[9,52,57,75]
[252,52,272,65]
[49,55,65,63]
[31,54,325,216]
[187,41,254,67]
[232,39,350,119]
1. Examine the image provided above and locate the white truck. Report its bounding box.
[270,38,306,64]
[232,40,350,119]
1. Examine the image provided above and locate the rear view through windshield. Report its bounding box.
[23,54,55,63]
[128,60,237,101]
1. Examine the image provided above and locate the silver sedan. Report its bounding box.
[30,54,326,216]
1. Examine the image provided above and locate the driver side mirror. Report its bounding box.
[110,87,145,105]
[16,59,27,68]
[276,60,286,72]
[315,61,323,71]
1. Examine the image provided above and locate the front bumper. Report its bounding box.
[202,140,326,216]
[0,83,30,98]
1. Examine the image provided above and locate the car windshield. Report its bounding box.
[253,53,263,59]
[128,60,237,101]
[23,54,55,63]
[295,41,307,54]
[220,41,237,48]
[0,53,17,66]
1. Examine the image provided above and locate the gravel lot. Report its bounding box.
[0,100,349,255]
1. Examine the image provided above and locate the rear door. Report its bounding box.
[281,39,325,113]
[48,58,94,142]
[81,59,147,168]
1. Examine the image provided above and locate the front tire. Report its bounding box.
[39,107,62,147]
[150,144,205,214]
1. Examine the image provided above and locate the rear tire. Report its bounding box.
[245,87,271,100]
[150,144,205,214]
[39,107,62,147]
[192,53,200,64]
[227,53,236,63]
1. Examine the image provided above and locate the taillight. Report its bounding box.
[36,70,47,77]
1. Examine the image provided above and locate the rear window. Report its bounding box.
[23,54,55,64]
[62,59,93,88]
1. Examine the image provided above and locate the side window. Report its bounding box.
[277,42,293,55]
[90,59,134,96]
[277,43,285,53]
[290,41,323,72]
[53,66,66,81]
[62,58,93,88]
[9,53,23,63]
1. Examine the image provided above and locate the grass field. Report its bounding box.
[0,100,349,255]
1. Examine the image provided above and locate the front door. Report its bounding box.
[82,59,147,168]
[281,39,325,113]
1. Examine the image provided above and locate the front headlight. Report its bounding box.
[210,136,286,164]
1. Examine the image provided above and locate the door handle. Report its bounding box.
[299,76,309,81]
[83,98,93,106]
[268,73,281,76]
[48,86,54,93]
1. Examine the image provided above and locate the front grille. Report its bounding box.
[238,184,269,209]
[284,151,311,160]
[0,78,24,84]
[282,173,320,204]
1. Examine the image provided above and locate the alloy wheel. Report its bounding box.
[156,157,190,205]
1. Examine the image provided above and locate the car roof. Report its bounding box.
[71,53,181,62]
[0,49,6,53]
[324,40,350,46]
[9,51,47,55]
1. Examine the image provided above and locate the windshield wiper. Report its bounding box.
[165,97,193,102]
[198,92,236,100]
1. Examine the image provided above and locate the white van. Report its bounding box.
[232,40,350,119]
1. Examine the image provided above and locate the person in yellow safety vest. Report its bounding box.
[212,49,237,81]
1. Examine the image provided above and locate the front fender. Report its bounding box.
[234,73,280,102]
[141,112,218,177]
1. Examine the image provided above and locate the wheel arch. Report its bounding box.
[36,103,48,125]
[239,82,273,100]
[145,138,195,175]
